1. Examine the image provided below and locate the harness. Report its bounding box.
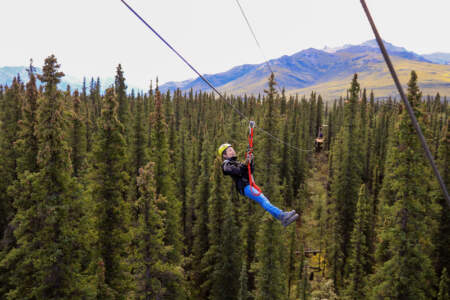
[246,121,262,196]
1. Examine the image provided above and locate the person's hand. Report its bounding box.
[244,153,253,165]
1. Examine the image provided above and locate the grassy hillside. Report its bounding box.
[290,57,450,99]
[159,40,450,99]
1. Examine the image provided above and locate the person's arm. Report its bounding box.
[222,160,243,176]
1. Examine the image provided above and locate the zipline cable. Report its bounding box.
[119,0,246,121]
[234,0,274,75]
[234,0,289,98]
[120,0,313,153]
[360,0,450,208]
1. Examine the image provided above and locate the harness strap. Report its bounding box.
[247,121,262,196]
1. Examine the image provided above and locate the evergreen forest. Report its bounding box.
[0,55,449,300]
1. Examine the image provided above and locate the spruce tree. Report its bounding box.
[326,136,344,289]
[91,87,131,298]
[205,157,241,300]
[365,91,375,193]
[240,183,258,299]
[254,73,287,300]
[279,117,290,190]
[330,74,362,289]
[115,64,129,133]
[372,103,391,201]
[438,268,450,300]
[360,89,369,183]
[291,109,306,203]
[129,93,148,208]
[0,77,22,239]
[133,162,181,299]
[434,118,450,277]
[81,78,93,154]
[239,262,251,300]
[344,184,373,299]
[70,90,87,178]
[286,225,298,299]
[370,71,436,300]
[296,243,310,300]
[15,61,39,174]
[2,55,94,298]
[176,127,193,255]
[0,63,39,298]
[151,88,185,299]
[191,139,212,298]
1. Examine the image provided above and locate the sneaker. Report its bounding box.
[280,210,299,227]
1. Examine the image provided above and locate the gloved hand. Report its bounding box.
[244,153,253,165]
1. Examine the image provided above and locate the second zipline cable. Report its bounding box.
[234,0,273,75]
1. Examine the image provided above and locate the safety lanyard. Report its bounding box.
[246,121,262,196]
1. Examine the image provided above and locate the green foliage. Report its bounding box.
[240,186,258,299]
[254,215,287,300]
[191,141,212,298]
[90,87,131,298]
[133,162,182,299]
[0,65,39,297]
[297,243,310,300]
[1,55,95,299]
[370,71,436,300]
[434,118,450,276]
[253,74,287,300]
[438,268,450,300]
[310,280,337,300]
[0,77,22,237]
[0,55,447,298]
[70,90,87,178]
[286,225,298,299]
[15,61,39,174]
[176,127,193,255]
[344,184,373,299]
[128,93,149,206]
[239,262,251,300]
[329,74,362,290]
[114,64,129,132]
[151,88,185,299]
[204,158,241,300]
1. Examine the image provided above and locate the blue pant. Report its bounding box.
[244,185,282,220]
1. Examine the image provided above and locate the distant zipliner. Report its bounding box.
[314,126,324,153]
[315,125,327,153]
[218,121,299,227]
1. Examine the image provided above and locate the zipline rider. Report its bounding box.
[218,123,299,227]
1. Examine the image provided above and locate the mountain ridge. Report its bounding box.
[2,40,449,98]
[157,39,450,98]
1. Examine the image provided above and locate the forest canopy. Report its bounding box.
[0,55,448,299]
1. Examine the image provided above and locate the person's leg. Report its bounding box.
[244,185,282,220]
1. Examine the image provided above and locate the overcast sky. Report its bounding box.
[1,0,449,89]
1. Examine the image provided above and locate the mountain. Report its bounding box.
[422,53,450,65]
[3,40,449,99]
[338,40,431,63]
[159,39,450,98]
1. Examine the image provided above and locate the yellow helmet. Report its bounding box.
[218,143,232,157]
